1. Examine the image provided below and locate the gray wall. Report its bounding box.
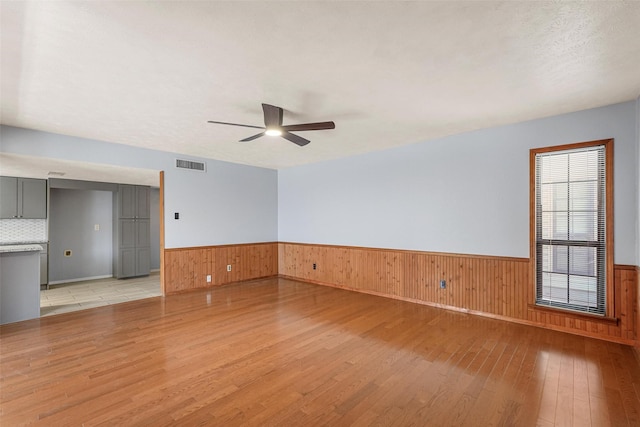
[49,189,113,282]
[278,101,639,265]
[0,125,279,248]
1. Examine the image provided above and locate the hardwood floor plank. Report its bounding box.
[609,348,640,424]
[2,277,639,426]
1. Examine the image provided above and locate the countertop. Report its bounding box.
[0,240,48,245]
[0,244,44,253]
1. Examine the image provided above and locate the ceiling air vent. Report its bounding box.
[175,159,206,172]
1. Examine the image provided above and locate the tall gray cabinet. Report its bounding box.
[113,185,150,278]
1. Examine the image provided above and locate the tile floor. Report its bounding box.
[40,272,161,317]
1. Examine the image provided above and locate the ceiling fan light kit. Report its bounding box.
[208,103,335,147]
[265,128,282,137]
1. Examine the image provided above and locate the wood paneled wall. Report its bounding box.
[161,241,637,344]
[163,242,278,295]
[637,266,640,358]
[278,242,638,345]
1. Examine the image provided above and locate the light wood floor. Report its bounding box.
[40,273,161,316]
[2,277,639,426]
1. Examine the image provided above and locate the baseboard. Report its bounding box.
[48,274,113,285]
[166,274,279,295]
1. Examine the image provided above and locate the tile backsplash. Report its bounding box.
[0,219,47,243]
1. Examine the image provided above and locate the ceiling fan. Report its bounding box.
[208,103,335,147]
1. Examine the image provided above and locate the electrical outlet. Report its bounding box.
[94,224,100,231]
[206,274,212,283]
[440,279,446,289]
[64,250,72,257]
[227,265,232,272]
[313,263,317,270]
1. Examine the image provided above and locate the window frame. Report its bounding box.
[529,139,614,317]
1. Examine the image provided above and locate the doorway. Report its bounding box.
[43,180,162,316]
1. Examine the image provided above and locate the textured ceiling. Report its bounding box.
[1,1,640,177]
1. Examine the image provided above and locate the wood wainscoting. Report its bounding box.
[278,242,638,345]
[637,265,640,359]
[163,242,278,295]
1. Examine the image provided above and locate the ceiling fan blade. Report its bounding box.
[281,121,336,132]
[262,103,283,127]
[281,131,310,147]
[239,132,265,142]
[207,120,265,130]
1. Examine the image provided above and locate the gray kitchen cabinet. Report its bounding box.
[0,177,47,219]
[0,247,41,324]
[135,219,150,247]
[135,247,150,276]
[118,185,136,219]
[0,178,18,219]
[119,248,137,278]
[113,185,150,278]
[136,188,150,219]
[117,246,150,278]
[118,185,150,219]
[118,219,137,249]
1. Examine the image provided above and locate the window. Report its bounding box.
[531,139,613,316]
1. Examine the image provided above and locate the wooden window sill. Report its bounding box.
[528,304,619,325]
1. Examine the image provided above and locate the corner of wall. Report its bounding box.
[635,96,640,351]
[636,96,640,268]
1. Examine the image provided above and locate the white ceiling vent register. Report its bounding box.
[175,159,206,172]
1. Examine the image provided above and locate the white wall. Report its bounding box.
[279,101,639,265]
[0,126,278,248]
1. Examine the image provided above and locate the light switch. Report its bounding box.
[94,224,100,231]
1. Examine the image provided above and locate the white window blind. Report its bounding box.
[535,145,606,315]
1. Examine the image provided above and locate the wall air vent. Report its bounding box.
[175,159,206,172]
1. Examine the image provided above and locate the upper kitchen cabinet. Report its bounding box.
[0,177,47,219]
[117,185,150,219]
